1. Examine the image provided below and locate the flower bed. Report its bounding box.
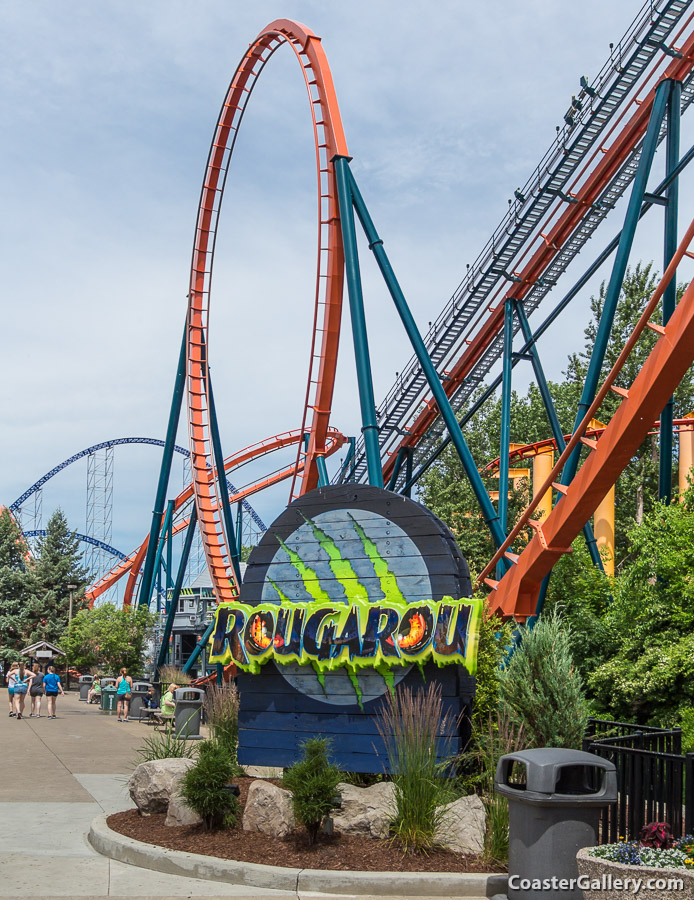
[577,836,694,900]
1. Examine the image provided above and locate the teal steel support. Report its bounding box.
[660,79,681,503]
[387,446,408,491]
[514,302,604,573]
[182,618,214,674]
[150,500,174,613]
[166,508,173,596]
[563,79,671,486]
[403,448,413,498]
[138,329,187,607]
[346,165,507,555]
[316,454,330,487]
[337,436,356,483]
[156,505,198,675]
[498,299,514,533]
[207,375,242,585]
[216,663,223,686]
[236,502,243,557]
[333,155,383,489]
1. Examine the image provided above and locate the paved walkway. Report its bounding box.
[0,690,477,900]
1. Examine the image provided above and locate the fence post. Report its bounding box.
[686,753,694,837]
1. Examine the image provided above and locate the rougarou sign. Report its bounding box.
[209,484,480,773]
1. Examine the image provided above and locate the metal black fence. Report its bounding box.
[583,717,693,842]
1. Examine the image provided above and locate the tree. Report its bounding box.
[0,509,41,663]
[31,509,90,646]
[61,603,156,674]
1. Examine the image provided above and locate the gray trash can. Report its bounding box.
[128,681,153,721]
[173,687,205,739]
[495,748,617,900]
[100,684,117,713]
[78,674,93,702]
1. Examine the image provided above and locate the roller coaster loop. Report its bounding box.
[23,531,127,562]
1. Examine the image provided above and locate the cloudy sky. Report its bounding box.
[2,1,691,583]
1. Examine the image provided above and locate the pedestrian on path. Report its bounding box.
[43,666,64,718]
[10,662,34,719]
[6,662,19,717]
[115,667,133,722]
[29,663,45,717]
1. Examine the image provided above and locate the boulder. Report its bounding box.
[242,779,295,839]
[332,781,396,839]
[128,758,195,815]
[434,794,486,855]
[165,789,203,827]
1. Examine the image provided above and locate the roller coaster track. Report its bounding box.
[185,19,348,604]
[10,436,266,537]
[481,218,694,616]
[338,0,694,490]
[23,531,128,562]
[86,428,345,606]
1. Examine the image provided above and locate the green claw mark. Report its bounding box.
[377,663,395,697]
[276,536,331,603]
[416,661,426,681]
[268,577,290,602]
[348,514,406,605]
[346,666,363,711]
[311,661,327,695]
[299,512,368,603]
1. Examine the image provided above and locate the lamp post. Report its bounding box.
[66,583,77,690]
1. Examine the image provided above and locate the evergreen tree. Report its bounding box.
[31,509,90,645]
[0,509,41,663]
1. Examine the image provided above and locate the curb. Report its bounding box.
[89,814,508,897]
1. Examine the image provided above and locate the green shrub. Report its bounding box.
[377,682,456,854]
[136,722,197,763]
[203,684,241,772]
[500,610,588,749]
[179,740,239,831]
[679,707,694,754]
[282,738,342,846]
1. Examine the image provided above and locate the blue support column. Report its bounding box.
[660,79,681,503]
[157,505,198,675]
[346,165,508,555]
[498,299,514,534]
[333,156,383,489]
[316,455,330,487]
[387,446,408,491]
[182,617,215,674]
[403,448,413,499]
[563,79,671,486]
[236,502,243,557]
[207,375,242,585]
[515,301,604,573]
[138,329,187,607]
[150,500,174,613]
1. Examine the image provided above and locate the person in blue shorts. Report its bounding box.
[43,666,64,719]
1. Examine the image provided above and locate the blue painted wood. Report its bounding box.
[238,702,463,735]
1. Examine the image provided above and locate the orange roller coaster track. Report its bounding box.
[185,20,348,606]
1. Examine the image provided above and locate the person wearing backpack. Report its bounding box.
[29,663,45,717]
[43,666,65,718]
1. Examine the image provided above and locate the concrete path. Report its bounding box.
[0,689,483,900]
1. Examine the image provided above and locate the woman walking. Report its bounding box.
[10,662,33,719]
[115,667,133,722]
[29,664,45,717]
[43,666,64,718]
[6,662,19,717]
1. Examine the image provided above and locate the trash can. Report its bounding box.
[78,674,93,702]
[100,685,117,714]
[100,677,116,690]
[128,681,152,720]
[173,687,205,739]
[495,748,617,900]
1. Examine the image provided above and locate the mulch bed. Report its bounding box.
[107,776,504,874]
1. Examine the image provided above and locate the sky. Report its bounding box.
[2,1,693,585]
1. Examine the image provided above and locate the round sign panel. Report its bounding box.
[240,484,472,706]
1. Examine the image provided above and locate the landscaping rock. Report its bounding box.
[242,779,295,839]
[128,758,195,815]
[332,781,396,839]
[434,794,486,855]
[165,790,203,827]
